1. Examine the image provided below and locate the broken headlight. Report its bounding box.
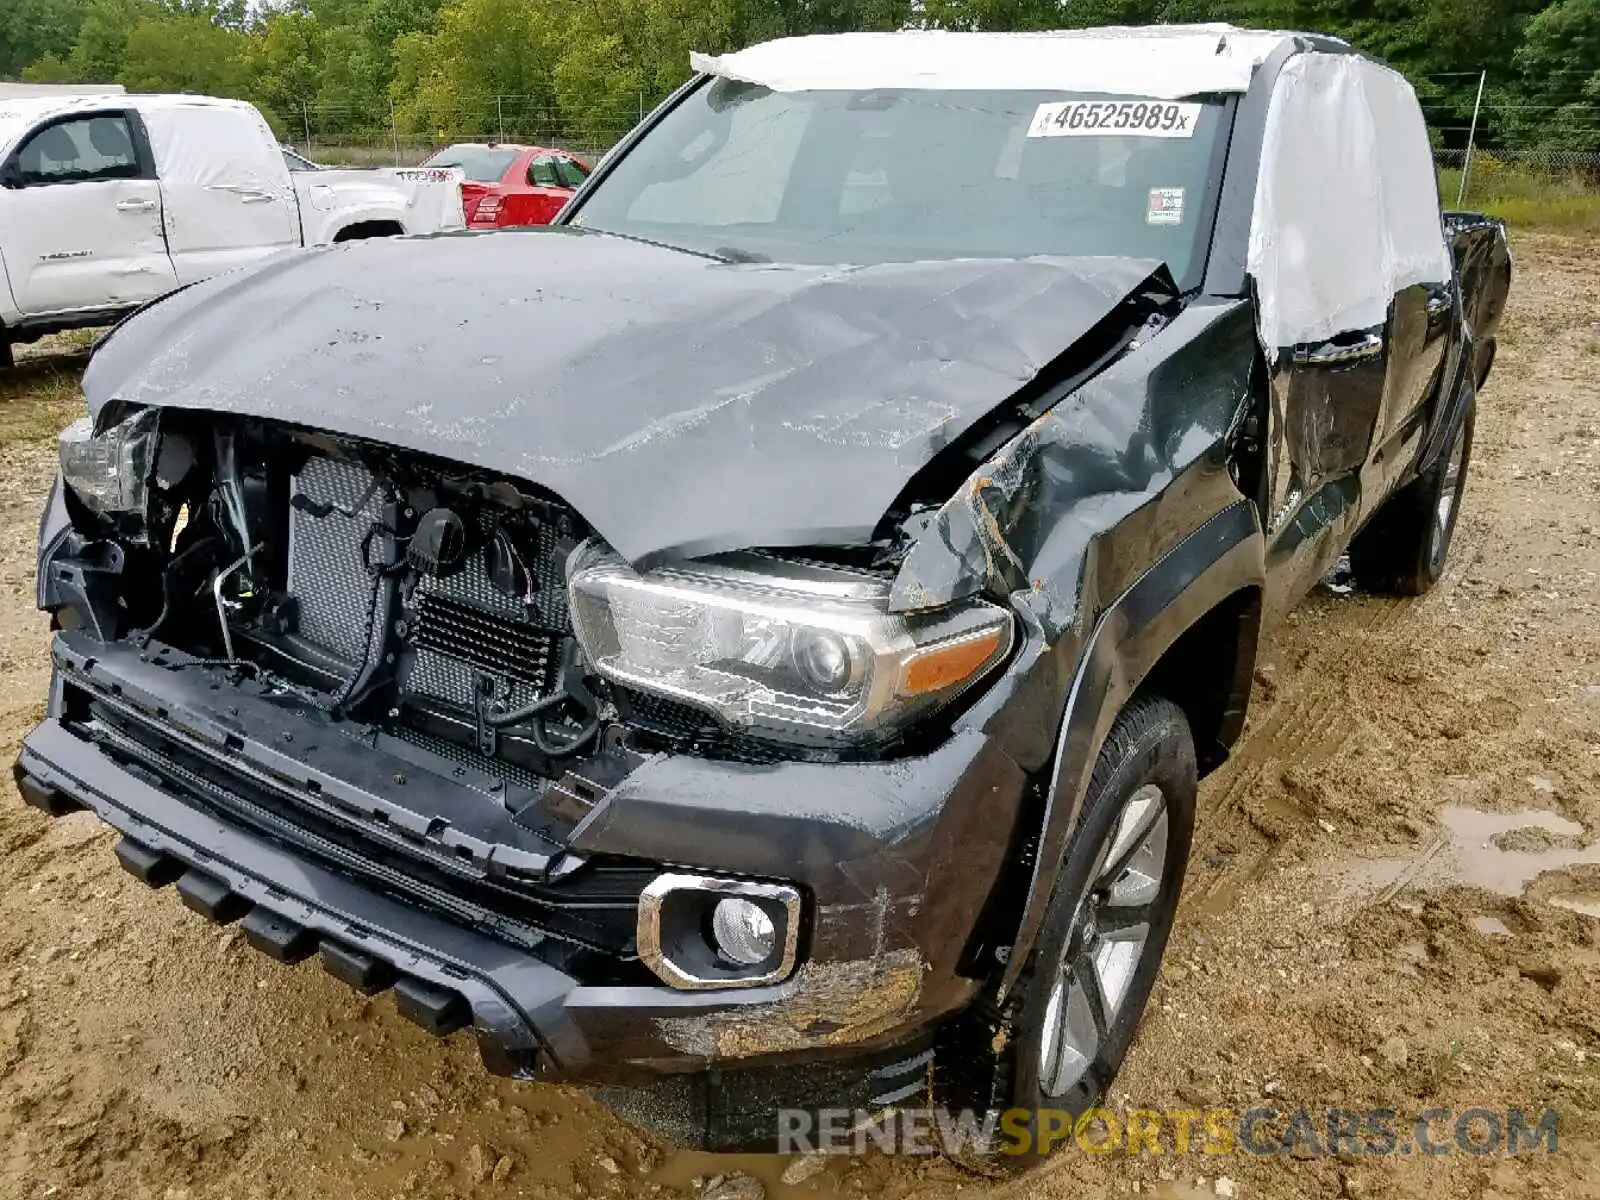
[567,548,1013,748]
[57,407,193,547]
[58,408,161,542]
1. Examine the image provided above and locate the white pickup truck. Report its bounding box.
[0,93,464,366]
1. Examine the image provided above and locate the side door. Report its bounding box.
[1261,321,1391,614]
[522,153,572,225]
[1250,53,1454,618]
[140,101,300,283]
[0,110,178,317]
[551,154,590,217]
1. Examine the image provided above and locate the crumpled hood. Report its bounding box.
[84,227,1166,565]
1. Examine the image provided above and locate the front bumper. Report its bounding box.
[14,630,1033,1147]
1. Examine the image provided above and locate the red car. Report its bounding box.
[420,143,591,229]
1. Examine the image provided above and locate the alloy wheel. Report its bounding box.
[1037,783,1170,1097]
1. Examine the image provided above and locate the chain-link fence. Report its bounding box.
[1423,71,1600,205]
[283,97,651,167]
[283,85,1600,208]
[1435,148,1600,174]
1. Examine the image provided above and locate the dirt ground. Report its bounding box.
[0,234,1596,1200]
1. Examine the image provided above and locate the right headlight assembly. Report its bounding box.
[567,546,1013,749]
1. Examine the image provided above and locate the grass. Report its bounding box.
[1441,161,1600,233]
[0,334,91,448]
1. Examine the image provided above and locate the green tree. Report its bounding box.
[549,0,743,136]
[59,0,157,83]
[116,11,253,93]
[314,24,387,133]
[1510,0,1600,150]
[19,53,76,82]
[164,0,252,28]
[1515,0,1600,94]
[0,0,89,78]
[249,8,325,133]
[391,0,562,137]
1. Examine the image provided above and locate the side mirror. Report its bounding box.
[0,160,23,189]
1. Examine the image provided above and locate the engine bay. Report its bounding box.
[53,409,650,814]
[46,400,1020,859]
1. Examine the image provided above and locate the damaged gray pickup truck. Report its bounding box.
[18,26,1510,1155]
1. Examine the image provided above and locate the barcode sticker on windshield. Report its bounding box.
[1027,100,1202,138]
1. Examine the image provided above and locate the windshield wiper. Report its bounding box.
[711,246,770,264]
[575,224,729,263]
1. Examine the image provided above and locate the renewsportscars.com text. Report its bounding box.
[777,1106,1562,1158]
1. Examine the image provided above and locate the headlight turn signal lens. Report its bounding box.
[567,545,1013,748]
[898,624,1011,697]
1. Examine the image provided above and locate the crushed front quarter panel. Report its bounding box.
[887,300,1266,989]
[889,299,1259,639]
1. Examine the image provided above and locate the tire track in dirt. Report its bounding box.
[1193,545,1490,894]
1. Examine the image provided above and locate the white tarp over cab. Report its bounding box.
[139,96,286,192]
[691,26,1303,99]
[1248,53,1452,348]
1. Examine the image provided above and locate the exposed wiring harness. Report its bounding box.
[482,643,601,758]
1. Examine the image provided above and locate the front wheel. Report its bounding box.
[1350,392,1475,596]
[942,695,1196,1169]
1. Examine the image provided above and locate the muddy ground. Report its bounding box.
[0,235,1596,1200]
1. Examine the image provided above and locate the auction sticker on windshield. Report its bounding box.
[1147,187,1186,225]
[1028,100,1202,138]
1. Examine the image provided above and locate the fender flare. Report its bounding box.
[309,207,409,246]
[998,499,1265,996]
[1414,344,1478,484]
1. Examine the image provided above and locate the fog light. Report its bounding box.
[711,897,777,966]
[638,874,801,989]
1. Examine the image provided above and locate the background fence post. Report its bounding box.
[389,97,401,165]
[496,95,505,142]
[1458,69,1487,208]
[301,102,312,153]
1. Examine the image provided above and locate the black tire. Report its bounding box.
[0,333,12,372]
[1350,392,1475,596]
[941,695,1196,1171]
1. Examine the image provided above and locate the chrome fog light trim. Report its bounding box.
[637,873,801,991]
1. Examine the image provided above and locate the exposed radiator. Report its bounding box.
[286,456,571,715]
[405,504,569,713]
[287,457,386,667]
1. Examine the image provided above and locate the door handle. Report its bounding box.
[1292,332,1385,367]
[115,198,156,212]
[239,191,277,204]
